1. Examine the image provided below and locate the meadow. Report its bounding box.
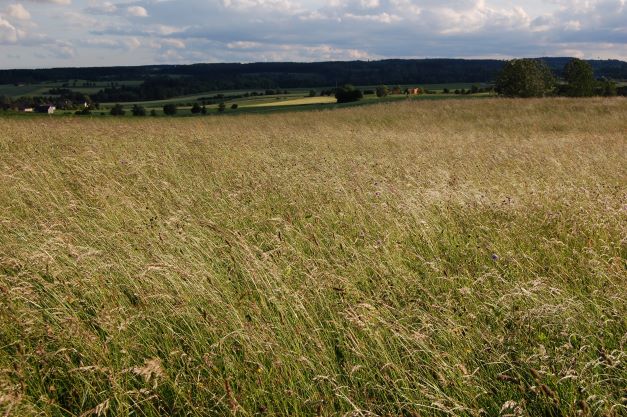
[0,98,625,416]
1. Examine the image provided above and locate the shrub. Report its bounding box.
[231,104,238,110]
[335,85,363,103]
[596,78,617,97]
[376,85,389,98]
[110,104,125,116]
[75,107,91,116]
[132,105,146,116]
[218,102,226,112]
[163,104,177,116]
[191,103,202,114]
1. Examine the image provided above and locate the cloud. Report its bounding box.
[127,6,147,17]
[2,0,627,68]
[24,0,71,4]
[0,16,18,42]
[5,4,31,20]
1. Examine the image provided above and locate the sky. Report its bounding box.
[0,0,626,69]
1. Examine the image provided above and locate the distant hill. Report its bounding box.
[1,58,625,89]
[2,58,625,104]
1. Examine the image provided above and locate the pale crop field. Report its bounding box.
[0,98,625,416]
[245,96,338,107]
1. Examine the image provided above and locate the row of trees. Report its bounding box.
[106,102,239,116]
[496,58,621,98]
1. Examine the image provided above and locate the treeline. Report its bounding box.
[496,58,624,98]
[2,58,626,100]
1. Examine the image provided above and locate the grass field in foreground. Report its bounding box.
[0,98,625,416]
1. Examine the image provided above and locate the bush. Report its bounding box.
[75,108,91,116]
[110,104,125,116]
[596,78,617,97]
[335,85,363,103]
[496,59,555,98]
[231,104,238,110]
[150,109,157,116]
[218,102,226,112]
[191,103,202,114]
[132,105,146,116]
[376,85,389,98]
[163,104,177,116]
[309,90,316,97]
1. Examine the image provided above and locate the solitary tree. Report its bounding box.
[217,102,226,112]
[376,85,389,98]
[110,104,125,116]
[495,59,555,98]
[563,58,595,97]
[309,90,316,97]
[191,103,202,114]
[231,103,239,109]
[335,85,363,103]
[163,104,177,116]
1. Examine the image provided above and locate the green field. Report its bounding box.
[1,80,489,116]
[1,98,625,416]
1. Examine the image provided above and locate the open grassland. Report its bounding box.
[0,98,626,416]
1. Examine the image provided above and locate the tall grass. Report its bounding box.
[1,98,625,416]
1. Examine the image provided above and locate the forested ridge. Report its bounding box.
[2,58,626,103]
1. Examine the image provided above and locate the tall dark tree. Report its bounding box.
[495,59,555,98]
[563,58,595,97]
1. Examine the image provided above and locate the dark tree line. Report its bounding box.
[2,58,626,104]
[496,58,622,98]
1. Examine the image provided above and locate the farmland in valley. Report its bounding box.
[0,98,625,416]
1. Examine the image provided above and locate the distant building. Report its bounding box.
[405,87,422,95]
[35,105,56,114]
[23,108,34,113]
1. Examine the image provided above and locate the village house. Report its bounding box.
[405,87,422,95]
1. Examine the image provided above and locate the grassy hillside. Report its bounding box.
[0,98,625,416]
